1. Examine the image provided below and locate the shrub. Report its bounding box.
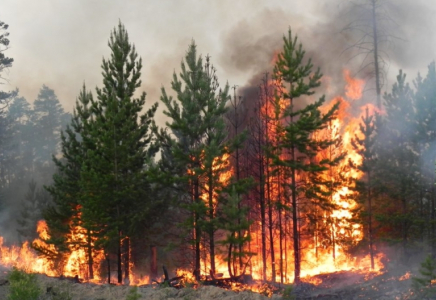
[125,286,142,300]
[7,267,42,300]
[412,254,436,298]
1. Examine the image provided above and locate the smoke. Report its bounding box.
[1,0,436,253]
[216,0,436,121]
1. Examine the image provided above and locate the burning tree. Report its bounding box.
[41,85,94,278]
[157,41,230,280]
[156,41,252,280]
[41,22,160,284]
[270,29,341,284]
[351,106,377,269]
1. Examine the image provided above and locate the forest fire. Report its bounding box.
[0,69,385,291]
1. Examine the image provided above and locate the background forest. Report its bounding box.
[1,0,436,290]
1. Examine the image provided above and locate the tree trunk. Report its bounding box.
[208,172,216,276]
[117,233,122,284]
[124,237,130,283]
[106,253,111,284]
[87,229,94,280]
[194,178,201,280]
[150,245,158,281]
[291,165,300,283]
[228,233,234,278]
[368,170,374,269]
[267,184,276,283]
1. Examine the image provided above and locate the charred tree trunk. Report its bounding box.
[228,232,234,278]
[267,185,276,283]
[208,170,216,276]
[264,79,275,283]
[368,170,374,269]
[150,245,158,281]
[291,168,300,284]
[194,178,201,280]
[290,135,300,284]
[260,188,267,280]
[260,166,267,281]
[106,253,111,284]
[278,201,284,284]
[117,232,122,284]
[124,237,130,282]
[86,229,94,280]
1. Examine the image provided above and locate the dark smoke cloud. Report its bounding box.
[218,0,436,111]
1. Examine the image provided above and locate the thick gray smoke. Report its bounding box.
[217,0,436,107]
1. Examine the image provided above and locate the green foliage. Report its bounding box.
[0,20,16,105]
[412,255,436,298]
[32,85,69,168]
[271,28,341,282]
[7,267,42,300]
[79,21,160,250]
[17,179,50,241]
[125,286,142,300]
[43,21,162,283]
[157,40,233,277]
[282,285,295,300]
[218,184,254,277]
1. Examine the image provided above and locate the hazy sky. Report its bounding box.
[2,0,436,115]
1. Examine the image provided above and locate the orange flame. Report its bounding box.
[344,69,364,100]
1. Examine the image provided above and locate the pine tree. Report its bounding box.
[32,85,69,178]
[0,20,17,191]
[0,20,16,110]
[272,28,340,284]
[375,70,419,259]
[224,87,253,277]
[17,179,50,242]
[413,63,436,254]
[246,75,271,281]
[80,22,158,284]
[351,107,377,269]
[310,117,348,264]
[7,97,35,180]
[218,185,254,278]
[412,255,436,298]
[42,85,94,278]
[157,41,231,279]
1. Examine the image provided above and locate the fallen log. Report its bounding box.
[151,265,184,288]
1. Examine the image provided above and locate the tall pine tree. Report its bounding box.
[157,41,233,279]
[80,22,158,284]
[41,85,94,278]
[272,29,340,284]
[351,107,377,269]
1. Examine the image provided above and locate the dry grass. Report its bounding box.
[0,273,280,300]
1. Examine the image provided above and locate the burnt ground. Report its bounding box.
[0,266,419,300]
